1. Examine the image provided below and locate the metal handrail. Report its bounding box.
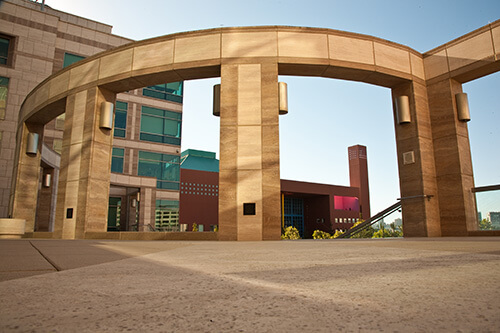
[472,184,500,193]
[336,201,402,238]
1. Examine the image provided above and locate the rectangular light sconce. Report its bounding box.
[213,84,220,117]
[279,82,288,115]
[26,132,39,155]
[43,173,51,188]
[100,101,114,129]
[395,95,411,124]
[455,93,470,122]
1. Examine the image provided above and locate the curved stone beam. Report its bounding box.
[18,26,426,127]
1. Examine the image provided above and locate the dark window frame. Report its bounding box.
[0,34,15,67]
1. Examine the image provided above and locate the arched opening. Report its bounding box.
[279,76,401,237]
[464,72,500,230]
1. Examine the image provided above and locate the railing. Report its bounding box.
[336,201,402,238]
[472,184,500,230]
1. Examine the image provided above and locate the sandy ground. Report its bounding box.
[1,237,499,332]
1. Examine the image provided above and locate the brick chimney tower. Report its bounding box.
[348,145,371,219]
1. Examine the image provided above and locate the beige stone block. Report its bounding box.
[1,2,16,15]
[329,35,374,65]
[63,180,80,208]
[447,31,494,71]
[410,53,425,80]
[69,91,87,144]
[49,71,70,99]
[133,40,174,71]
[174,34,221,63]
[219,126,237,171]
[493,26,500,57]
[237,126,262,170]
[374,42,411,73]
[237,170,263,241]
[67,144,82,182]
[424,50,449,80]
[32,82,50,109]
[222,32,278,58]
[69,59,99,90]
[45,14,59,28]
[99,48,133,79]
[278,32,328,59]
[67,24,83,38]
[237,64,261,125]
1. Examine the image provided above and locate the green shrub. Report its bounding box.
[281,226,301,240]
[332,230,344,238]
[192,223,198,232]
[312,230,331,239]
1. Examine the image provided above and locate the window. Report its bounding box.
[0,36,13,66]
[111,148,124,173]
[143,82,183,103]
[63,52,85,68]
[0,76,8,120]
[138,151,180,190]
[155,200,179,231]
[107,197,121,231]
[114,101,127,138]
[140,106,182,146]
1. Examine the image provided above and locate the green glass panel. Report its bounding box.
[140,114,163,135]
[113,128,126,138]
[138,159,161,179]
[0,38,8,65]
[163,119,180,137]
[163,109,182,120]
[111,157,124,173]
[114,110,127,129]
[111,148,124,173]
[115,101,128,111]
[112,147,124,157]
[139,150,162,162]
[156,200,179,208]
[142,106,164,117]
[63,53,85,68]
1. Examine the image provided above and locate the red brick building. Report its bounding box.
[180,146,370,238]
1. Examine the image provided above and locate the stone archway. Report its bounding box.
[10,23,500,240]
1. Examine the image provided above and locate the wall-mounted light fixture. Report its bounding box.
[279,82,288,115]
[455,92,471,122]
[213,84,220,117]
[99,101,114,129]
[395,95,411,124]
[26,132,39,155]
[43,173,51,188]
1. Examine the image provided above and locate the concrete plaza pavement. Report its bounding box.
[1,237,499,332]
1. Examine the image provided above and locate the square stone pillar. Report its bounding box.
[10,122,44,232]
[427,79,476,236]
[392,81,441,237]
[53,87,116,239]
[218,62,281,241]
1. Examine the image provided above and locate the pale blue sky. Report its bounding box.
[46,0,500,216]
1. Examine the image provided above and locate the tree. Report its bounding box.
[479,218,492,230]
[349,220,375,238]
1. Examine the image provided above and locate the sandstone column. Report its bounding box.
[10,122,44,232]
[218,61,281,241]
[392,81,441,237]
[53,87,116,239]
[427,78,476,236]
